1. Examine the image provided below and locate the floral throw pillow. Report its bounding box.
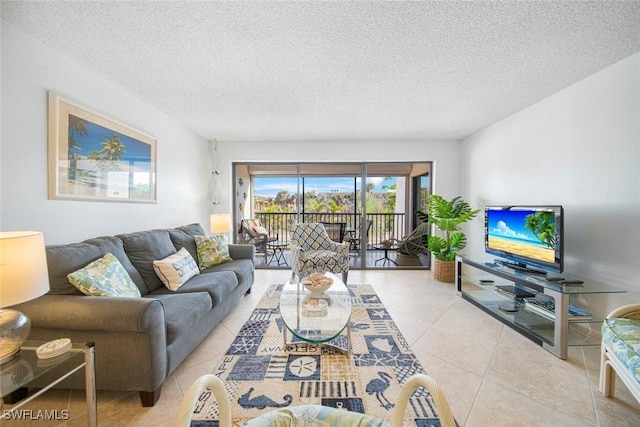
[194,234,232,269]
[153,248,200,291]
[67,253,141,298]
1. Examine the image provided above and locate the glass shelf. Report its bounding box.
[457,256,626,359]
[462,256,627,295]
[459,281,603,347]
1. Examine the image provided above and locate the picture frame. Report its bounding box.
[48,91,157,203]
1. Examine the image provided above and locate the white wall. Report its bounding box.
[461,52,640,312]
[216,139,461,214]
[1,23,210,244]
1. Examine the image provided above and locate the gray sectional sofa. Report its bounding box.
[15,223,255,406]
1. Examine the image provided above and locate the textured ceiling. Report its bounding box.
[2,1,640,141]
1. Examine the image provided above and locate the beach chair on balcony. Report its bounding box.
[394,222,430,266]
[240,219,278,260]
[290,222,349,283]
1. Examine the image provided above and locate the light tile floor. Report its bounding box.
[2,270,639,426]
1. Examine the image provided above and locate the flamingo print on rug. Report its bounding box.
[367,372,395,410]
[190,284,444,426]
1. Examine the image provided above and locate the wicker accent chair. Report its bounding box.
[240,219,278,260]
[599,303,640,404]
[174,374,456,427]
[290,223,349,283]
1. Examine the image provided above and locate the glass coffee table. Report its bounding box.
[279,272,352,355]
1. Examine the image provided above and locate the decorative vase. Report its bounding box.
[433,259,455,283]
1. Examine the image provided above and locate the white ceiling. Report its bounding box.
[2,1,640,141]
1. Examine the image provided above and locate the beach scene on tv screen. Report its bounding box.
[487,209,556,263]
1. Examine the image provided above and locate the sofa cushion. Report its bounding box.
[146,292,212,344]
[602,318,640,384]
[117,229,177,294]
[46,236,144,295]
[194,234,232,269]
[168,223,207,261]
[150,270,238,306]
[68,253,141,298]
[153,248,200,291]
[203,259,254,287]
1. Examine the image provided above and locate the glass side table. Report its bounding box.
[0,340,96,426]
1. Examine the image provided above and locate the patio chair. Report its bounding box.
[290,222,349,283]
[344,219,373,252]
[174,373,456,427]
[394,222,430,266]
[240,219,278,259]
[320,221,346,243]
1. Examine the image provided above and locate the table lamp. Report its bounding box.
[210,213,232,241]
[0,231,50,364]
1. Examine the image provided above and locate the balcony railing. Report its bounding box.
[240,212,407,248]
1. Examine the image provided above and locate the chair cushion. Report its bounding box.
[254,226,269,235]
[68,253,141,298]
[602,318,640,384]
[297,250,349,277]
[244,404,389,427]
[153,248,200,291]
[292,223,331,250]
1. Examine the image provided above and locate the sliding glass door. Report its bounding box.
[233,162,432,270]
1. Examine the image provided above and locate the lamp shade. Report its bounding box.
[210,214,232,234]
[0,231,50,308]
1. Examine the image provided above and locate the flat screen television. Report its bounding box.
[484,205,564,274]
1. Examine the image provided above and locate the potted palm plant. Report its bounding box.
[427,195,481,282]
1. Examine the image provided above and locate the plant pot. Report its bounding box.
[433,259,455,283]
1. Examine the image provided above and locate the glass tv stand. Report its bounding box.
[456,256,626,359]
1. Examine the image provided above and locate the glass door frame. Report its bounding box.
[232,161,432,270]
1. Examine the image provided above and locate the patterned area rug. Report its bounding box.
[191,284,442,426]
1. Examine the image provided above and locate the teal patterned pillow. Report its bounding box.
[194,234,232,269]
[68,253,141,297]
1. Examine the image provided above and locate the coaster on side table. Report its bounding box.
[36,338,72,359]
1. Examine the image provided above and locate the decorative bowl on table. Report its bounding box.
[301,272,334,294]
[301,295,329,317]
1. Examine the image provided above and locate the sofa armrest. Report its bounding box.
[16,295,165,332]
[228,244,255,261]
[15,294,170,393]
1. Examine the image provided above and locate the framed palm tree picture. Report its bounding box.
[48,91,157,203]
